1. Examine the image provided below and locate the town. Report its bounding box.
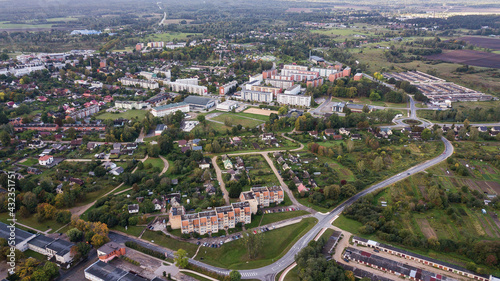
[0,0,499,281]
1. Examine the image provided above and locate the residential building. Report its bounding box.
[219,81,238,95]
[277,92,311,107]
[250,85,281,97]
[265,78,295,89]
[353,73,363,81]
[240,186,284,210]
[128,204,139,214]
[151,102,190,117]
[177,202,252,235]
[240,90,273,102]
[114,100,150,110]
[39,155,54,166]
[118,77,159,89]
[166,79,208,95]
[332,102,346,113]
[97,242,126,263]
[284,84,301,95]
[155,124,167,136]
[69,105,100,120]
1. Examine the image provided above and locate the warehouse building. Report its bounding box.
[183,95,215,110]
[151,102,190,117]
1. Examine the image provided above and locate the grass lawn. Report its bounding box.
[195,217,318,270]
[283,266,300,281]
[211,113,264,129]
[96,110,148,120]
[144,157,164,170]
[182,272,212,281]
[20,158,38,166]
[246,210,309,229]
[231,112,270,122]
[24,249,46,261]
[143,135,159,142]
[112,225,145,237]
[142,230,199,257]
[332,214,375,240]
[297,197,332,213]
[0,21,54,29]
[319,228,335,241]
[0,212,66,233]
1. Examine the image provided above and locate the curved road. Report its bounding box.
[114,136,453,280]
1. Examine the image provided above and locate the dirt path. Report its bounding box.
[159,155,169,176]
[212,156,230,205]
[68,155,149,217]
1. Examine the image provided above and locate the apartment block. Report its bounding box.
[240,186,284,211]
[251,85,281,97]
[265,78,295,89]
[277,92,311,107]
[166,80,208,95]
[118,77,159,89]
[171,202,252,235]
[115,100,150,110]
[219,80,238,95]
[240,90,273,102]
[69,105,100,120]
[283,64,308,71]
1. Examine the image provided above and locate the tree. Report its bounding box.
[66,127,77,139]
[373,156,384,171]
[174,249,189,268]
[421,128,432,141]
[0,131,10,147]
[278,106,288,116]
[22,192,37,213]
[446,129,455,141]
[346,139,354,153]
[345,271,355,281]
[356,160,365,173]
[241,230,264,259]
[197,115,205,123]
[91,234,109,248]
[324,185,341,200]
[147,144,160,157]
[43,261,60,279]
[94,166,107,177]
[230,271,242,281]
[469,127,479,141]
[66,228,83,242]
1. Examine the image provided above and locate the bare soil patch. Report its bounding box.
[456,36,500,51]
[426,50,500,69]
[416,218,437,239]
[244,107,278,116]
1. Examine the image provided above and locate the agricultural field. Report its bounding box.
[426,50,500,69]
[456,36,500,51]
[96,109,148,120]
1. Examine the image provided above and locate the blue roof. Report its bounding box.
[192,146,203,151]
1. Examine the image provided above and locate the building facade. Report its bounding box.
[277,93,311,107]
[151,102,190,117]
[240,90,273,102]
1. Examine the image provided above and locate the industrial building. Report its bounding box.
[151,102,190,117]
[216,100,239,111]
[183,95,216,110]
[383,71,493,102]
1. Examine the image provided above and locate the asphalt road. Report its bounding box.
[111,136,454,280]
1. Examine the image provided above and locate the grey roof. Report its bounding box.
[153,102,189,111]
[183,96,214,106]
[46,238,74,256]
[0,222,36,245]
[27,234,54,249]
[155,124,166,131]
[85,261,149,281]
[97,242,123,255]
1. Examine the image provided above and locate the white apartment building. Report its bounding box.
[114,101,150,110]
[240,90,273,102]
[277,93,311,107]
[118,77,159,89]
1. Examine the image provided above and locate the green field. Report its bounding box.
[195,217,318,269]
[137,32,201,42]
[142,230,200,257]
[112,225,145,237]
[24,249,46,261]
[144,157,164,170]
[20,158,39,166]
[211,113,264,129]
[246,210,310,229]
[96,110,148,120]
[0,21,53,29]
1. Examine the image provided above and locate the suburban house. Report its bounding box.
[102,162,117,170]
[223,158,233,170]
[109,167,124,176]
[198,158,211,169]
[128,204,139,214]
[97,242,126,263]
[324,129,335,136]
[261,133,275,141]
[297,183,309,193]
[155,124,167,136]
[39,155,54,166]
